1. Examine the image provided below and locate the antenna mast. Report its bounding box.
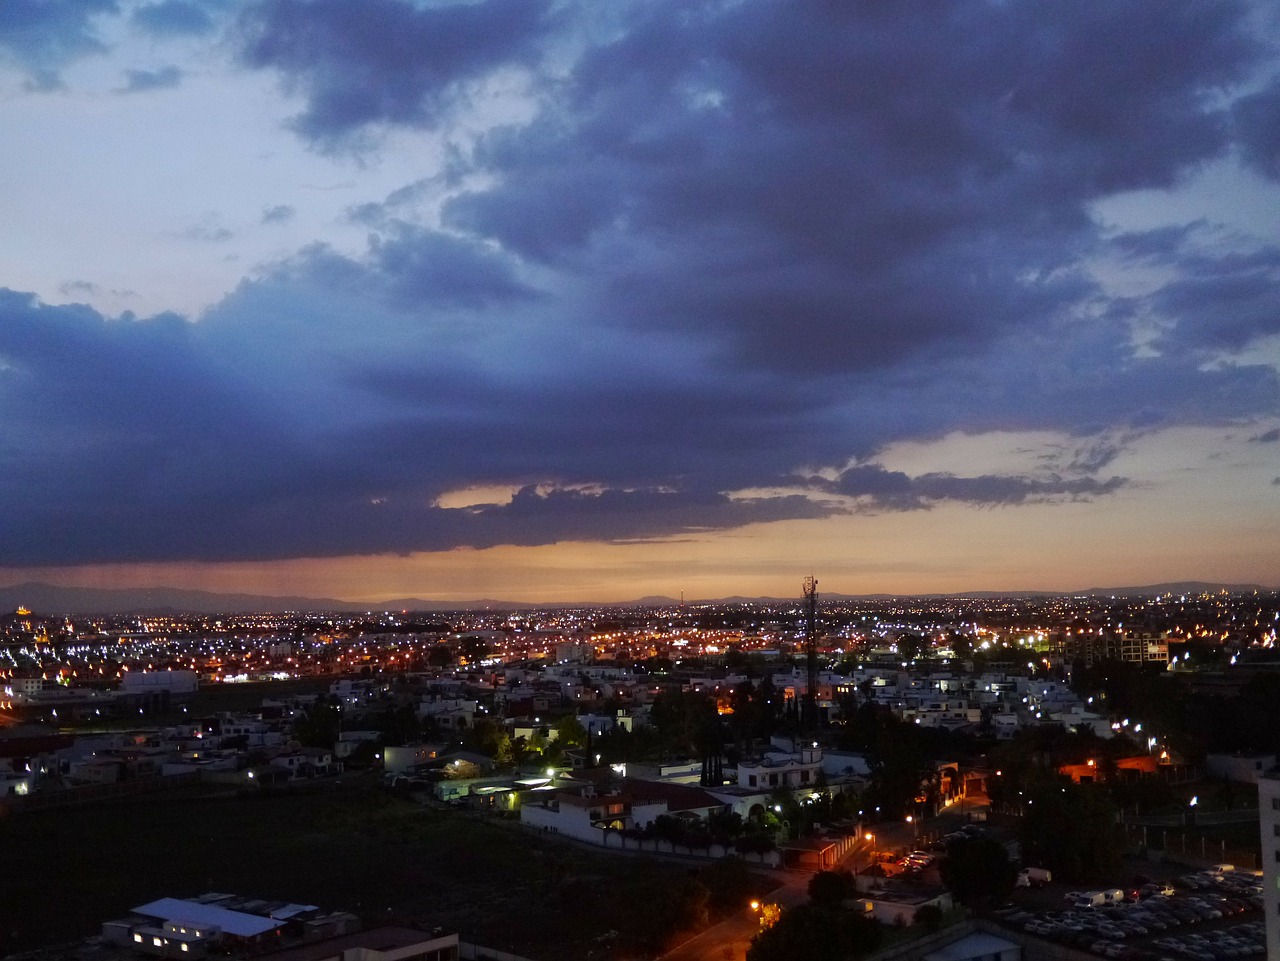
[803,575,819,729]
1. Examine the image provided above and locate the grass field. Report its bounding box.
[0,782,724,960]
[63,676,337,732]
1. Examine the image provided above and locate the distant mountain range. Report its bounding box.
[0,579,1270,616]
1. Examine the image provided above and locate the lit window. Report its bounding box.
[134,935,143,943]
[181,945,189,953]
[154,938,163,947]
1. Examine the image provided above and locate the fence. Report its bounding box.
[1123,821,1261,870]
[597,830,783,867]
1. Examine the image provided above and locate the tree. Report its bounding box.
[650,690,717,756]
[465,717,514,767]
[748,904,882,961]
[459,635,490,664]
[294,696,341,748]
[808,869,855,910]
[897,632,929,662]
[940,835,1016,907]
[553,714,588,749]
[1019,780,1127,883]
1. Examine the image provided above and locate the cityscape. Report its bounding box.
[2,583,1280,961]
[3,2,1280,961]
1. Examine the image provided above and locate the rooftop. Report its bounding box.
[130,898,284,938]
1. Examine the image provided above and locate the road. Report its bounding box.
[660,874,809,961]
[661,796,993,961]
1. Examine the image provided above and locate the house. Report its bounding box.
[853,880,953,926]
[736,746,824,791]
[103,897,287,957]
[519,778,728,842]
[521,789,641,841]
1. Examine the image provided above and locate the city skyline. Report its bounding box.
[3,0,1280,604]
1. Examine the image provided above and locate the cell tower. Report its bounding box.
[803,575,819,730]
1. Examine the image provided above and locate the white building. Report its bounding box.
[736,746,823,791]
[122,671,198,695]
[383,743,442,774]
[1259,768,1280,961]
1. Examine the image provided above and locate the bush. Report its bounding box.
[914,903,944,932]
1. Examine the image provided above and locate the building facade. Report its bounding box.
[1259,768,1280,961]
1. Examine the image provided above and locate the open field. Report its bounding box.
[0,781,735,960]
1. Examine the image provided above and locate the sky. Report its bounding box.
[1,0,1279,605]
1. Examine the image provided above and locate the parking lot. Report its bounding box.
[991,867,1266,961]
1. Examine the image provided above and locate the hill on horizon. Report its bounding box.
[0,579,1270,617]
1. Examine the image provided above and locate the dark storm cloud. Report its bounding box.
[5,0,1280,568]
[0,289,310,566]
[1147,245,1280,353]
[1234,76,1280,181]
[0,0,117,89]
[131,0,216,37]
[369,226,540,311]
[432,0,1261,375]
[119,65,182,93]
[236,0,557,146]
[0,286,839,564]
[826,465,1126,512]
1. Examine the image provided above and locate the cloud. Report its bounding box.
[430,0,1265,377]
[119,64,182,93]
[0,286,835,564]
[1234,76,1280,181]
[180,224,233,242]
[131,0,216,37]
[4,1,1280,570]
[1146,244,1280,354]
[825,464,1126,512]
[261,204,295,225]
[235,0,557,146]
[0,0,118,90]
[58,279,102,298]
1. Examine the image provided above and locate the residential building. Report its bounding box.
[1259,768,1280,961]
[1206,753,1276,785]
[736,746,824,791]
